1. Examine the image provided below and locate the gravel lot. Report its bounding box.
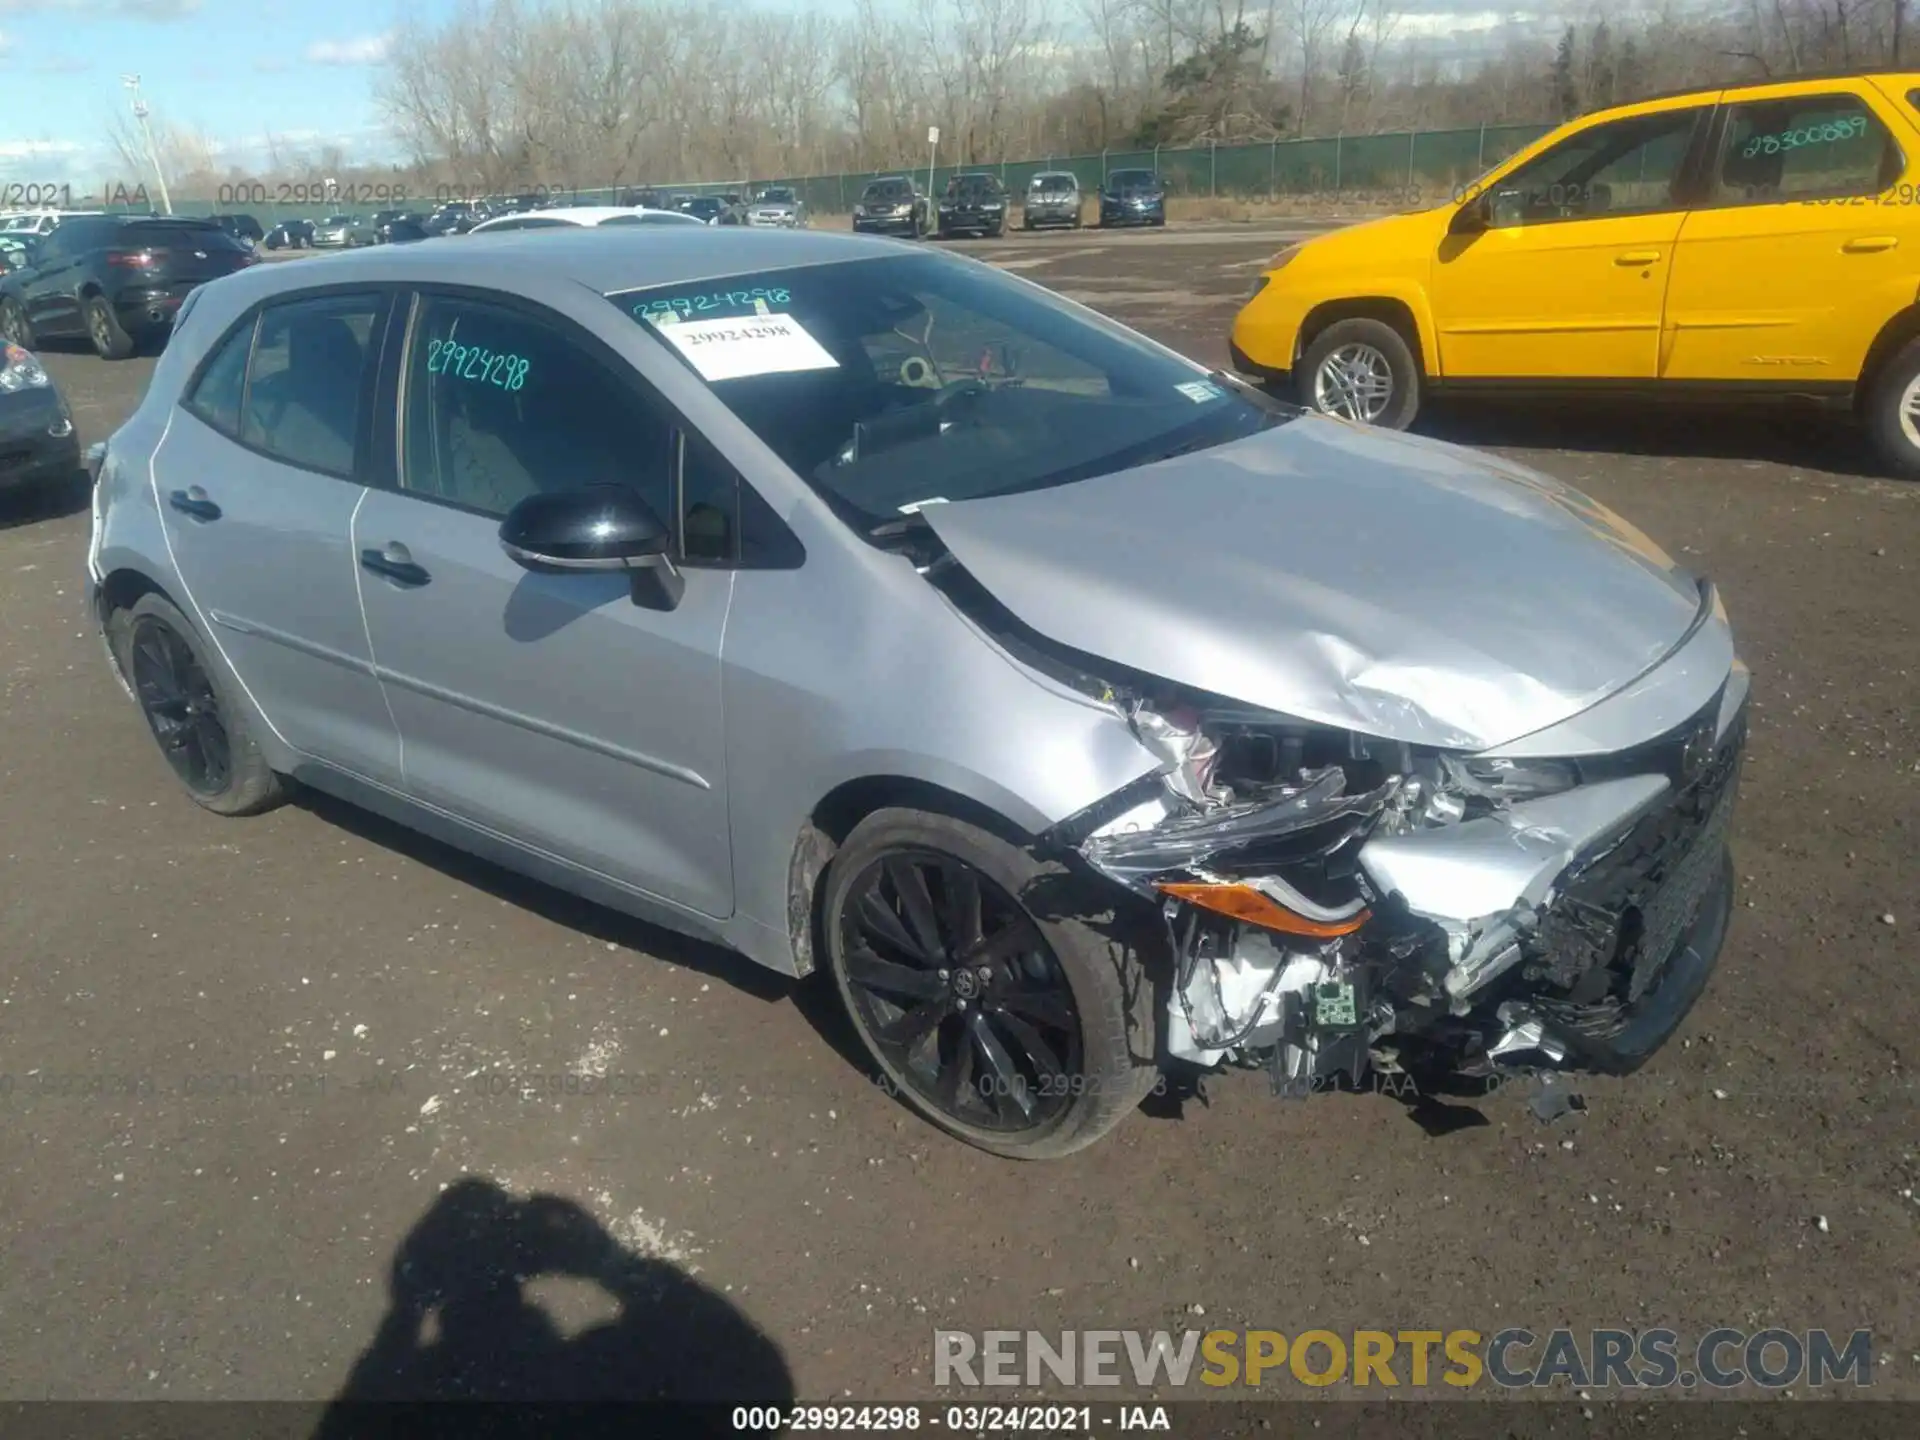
[0,223,1915,1410]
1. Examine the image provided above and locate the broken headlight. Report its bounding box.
[1446,756,1581,802]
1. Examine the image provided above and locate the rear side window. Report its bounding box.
[239,294,384,477]
[184,317,255,434]
[121,223,247,252]
[1711,92,1901,203]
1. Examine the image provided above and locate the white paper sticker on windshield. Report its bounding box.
[1176,379,1225,404]
[653,314,839,382]
[897,497,949,514]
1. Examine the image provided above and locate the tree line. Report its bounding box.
[106,0,1915,202]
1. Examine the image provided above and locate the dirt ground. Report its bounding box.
[0,223,1915,1413]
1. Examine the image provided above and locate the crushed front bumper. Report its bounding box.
[1055,680,1748,1097]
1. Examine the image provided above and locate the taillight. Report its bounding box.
[107,250,158,268]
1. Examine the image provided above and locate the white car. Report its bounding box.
[466,205,706,234]
[1,209,106,237]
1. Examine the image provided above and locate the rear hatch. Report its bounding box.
[111,221,253,289]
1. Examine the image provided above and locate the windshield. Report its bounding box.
[862,181,911,202]
[946,177,999,197]
[1110,170,1159,192]
[757,189,795,203]
[610,252,1288,529]
[1031,176,1076,194]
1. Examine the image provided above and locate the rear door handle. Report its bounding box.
[1842,236,1898,253]
[360,543,430,587]
[168,486,221,521]
[1616,250,1662,266]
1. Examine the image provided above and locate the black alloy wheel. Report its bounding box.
[129,614,231,796]
[836,849,1084,1137]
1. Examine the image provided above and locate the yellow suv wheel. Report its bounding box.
[1298,318,1421,430]
[1867,337,1920,481]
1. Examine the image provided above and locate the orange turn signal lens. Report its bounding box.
[1157,882,1370,939]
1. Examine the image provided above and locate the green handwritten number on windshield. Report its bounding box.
[635,287,791,323]
[1742,115,1868,159]
[426,337,528,391]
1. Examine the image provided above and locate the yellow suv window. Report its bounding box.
[1483,108,1705,227]
[1710,92,1900,204]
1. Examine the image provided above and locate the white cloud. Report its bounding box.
[0,138,85,159]
[305,32,391,66]
[0,1,202,17]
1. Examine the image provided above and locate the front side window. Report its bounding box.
[1485,107,1705,224]
[612,252,1288,531]
[239,293,384,476]
[184,316,255,434]
[1710,92,1900,204]
[400,295,674,522]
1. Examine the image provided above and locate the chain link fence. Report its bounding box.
[105,122,1555,227]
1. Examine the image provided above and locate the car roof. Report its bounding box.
[1629,64,1920,109]
[470,205,699,230]
[196,224,907,303]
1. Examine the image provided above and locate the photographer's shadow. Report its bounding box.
[312,1176,793,1439]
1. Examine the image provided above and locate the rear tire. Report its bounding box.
[111,593,285,816]
[821,808,1160,1160]
[85,294,134,360]
[1297,317,1421,430]
[1865,336,1920,480]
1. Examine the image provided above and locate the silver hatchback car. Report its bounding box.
[87,228,1749,1159]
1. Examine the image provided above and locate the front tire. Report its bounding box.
[111,593,285,816]
[821,808,1159,1160]
[0,296,32,350]
[1298,317,1421,430]
[85,294,134,360]
[1865,336,1920,480]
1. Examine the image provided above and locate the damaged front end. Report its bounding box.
[1046,684,1747,1100]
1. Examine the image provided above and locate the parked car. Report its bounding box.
[1023,171,1083,230]
[938,173,1010,238]
[617,187,670,210]
[311,215,375,248]
[263,218,315,250]
[467,206,707,234]
[0,214,254,359]
[680,196,745,226]
[745,186,807,229]
[209,214,265,246]
[0,341,80,504]
[0,209,107,240]
[851,176,932,238]
[373,212,430,244]
[85,227,1749,1159]
[1097,168,1166,227]
[382,217,431,244]
[423,203,483,237]
[1230,69,1920,479]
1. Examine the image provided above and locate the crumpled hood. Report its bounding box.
[922,414,1710,752]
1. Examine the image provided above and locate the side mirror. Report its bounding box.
[1449,193,1490,236]
[499,485,684,610]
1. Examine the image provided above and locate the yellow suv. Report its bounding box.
[1230,69,1920,476]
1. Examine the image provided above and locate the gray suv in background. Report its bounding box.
[1023,171,1083,230]
[86,227,1748,1160]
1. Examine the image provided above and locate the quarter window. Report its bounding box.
[399,295,674,523]
[238,294,383,476]
[1711,93,1900,204]
[184,317,254,435]
[1485,108,1705,225]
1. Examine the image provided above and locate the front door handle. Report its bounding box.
[360,543,430,587]
[168,486,221,521]
[1615,250,1662,266]
[1842,236,1898,253]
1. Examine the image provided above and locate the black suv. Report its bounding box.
[424,202,482,236]
[937,174,1009,238]
[852,176,932,238]
[208,213,264,245]
[1098,168,1166,228]
[0,215,253,359]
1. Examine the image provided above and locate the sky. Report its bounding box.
[0,0,1616,189]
